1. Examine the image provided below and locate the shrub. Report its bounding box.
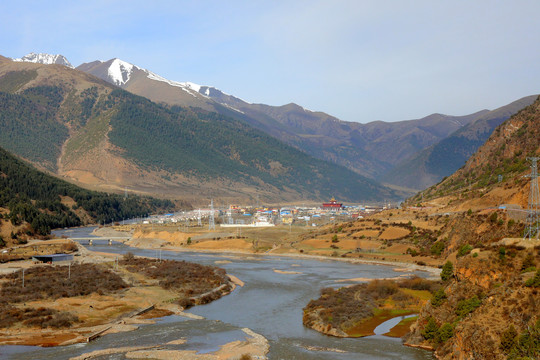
[436,322,454,343]
[441,261,453,281]
[398,276,438,292]
[457,244,473,257]
[456,296,482,318]
[521,253,535,271]
[507,319,540,359]
[500,325,518,354]
[499,246,506,260]
[366,279,398,299]
[422,317,438,340]
[331,235,339,243]
[0,264,128,304]
[524,269,540,287]
[431,288,447,307]
[0,305,78,329]
[430,241,445,256]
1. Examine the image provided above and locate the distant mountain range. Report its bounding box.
[73,56,537,190]
[0,54,396,203]
[410,94,540,210]
[4,52,538,198]
[13,52,73,68]
[382,95,538,189]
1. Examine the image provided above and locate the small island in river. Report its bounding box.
[303,277,437,338]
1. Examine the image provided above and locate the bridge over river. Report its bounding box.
[67,236,131,245]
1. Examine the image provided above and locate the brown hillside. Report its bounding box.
[404,246,539,359]
[410,96,540,211]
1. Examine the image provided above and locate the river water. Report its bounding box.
[1,227,433,360]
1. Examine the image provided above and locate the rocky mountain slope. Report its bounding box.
[0,55,396,203]
[400,95,540,359]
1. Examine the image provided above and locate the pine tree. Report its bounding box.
[441,261,453,281]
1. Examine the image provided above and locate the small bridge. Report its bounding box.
[68,237,131,245]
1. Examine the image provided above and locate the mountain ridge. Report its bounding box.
[383,95,538,190]
[75,55,515,184]
[12,52,73,68]
[0,55,397,203]
[12,52,538,193]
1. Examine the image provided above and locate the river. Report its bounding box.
[1,227,434,360]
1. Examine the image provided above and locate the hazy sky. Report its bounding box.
[2,1,540,123]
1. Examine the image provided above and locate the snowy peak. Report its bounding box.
[78,57,244,107]
[12,52,73,68]
[107,58,138,86]
[78,57,203,97]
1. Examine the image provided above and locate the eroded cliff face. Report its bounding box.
[404,246,539,360]
[302,309,348,337]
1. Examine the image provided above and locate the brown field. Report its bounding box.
[379,227,410,240]
[352,229,380,238]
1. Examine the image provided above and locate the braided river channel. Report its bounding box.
[1,226,434,360]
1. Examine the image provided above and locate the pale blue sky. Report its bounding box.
[2,1,540,123]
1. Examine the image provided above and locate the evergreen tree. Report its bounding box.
[441,261,454,281]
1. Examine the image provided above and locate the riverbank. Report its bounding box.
[68,327,269,360]
[94,226,441,279]
[0,242,236,348]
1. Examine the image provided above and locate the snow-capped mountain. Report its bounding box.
[12,52,73,68]
[78,57,255,115]
[77,58,208,100]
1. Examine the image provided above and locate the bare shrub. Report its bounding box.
[0,264,128,304]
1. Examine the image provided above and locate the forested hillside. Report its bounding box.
[0,86,68,170]
[0,57,398,202]
[0,146,175,244]
[106,90,393,201]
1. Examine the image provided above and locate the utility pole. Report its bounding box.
[209,199,215,230]
[524,157,540,240]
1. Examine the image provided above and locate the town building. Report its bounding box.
[322,197,343,210]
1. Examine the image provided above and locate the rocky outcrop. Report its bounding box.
[404,247,539,359]
[303,308,348,337]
